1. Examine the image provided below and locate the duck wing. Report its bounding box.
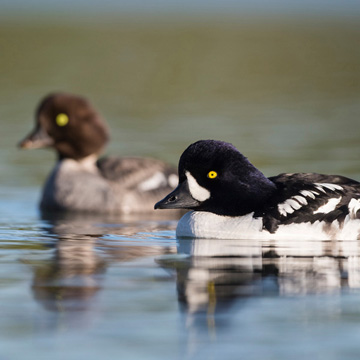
[260,173,360,233]
[97,156,178,192]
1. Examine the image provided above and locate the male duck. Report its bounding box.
[19,93,178,214]
[155,140,360,240]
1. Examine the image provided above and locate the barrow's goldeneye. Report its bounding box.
[19,93,178,214]
[155,140,360,240]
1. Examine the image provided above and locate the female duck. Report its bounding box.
[19,93,178,214]
[155,140,360,240]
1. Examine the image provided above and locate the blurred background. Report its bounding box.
[1,0,360,190]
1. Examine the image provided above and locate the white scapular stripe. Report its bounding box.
[314,183,343,192]
[300,190,319,199]
[313,197,341,214]
[278,198,302,217]
[186,171,211,202]
[315,185,327,193]
[293,195,308,205]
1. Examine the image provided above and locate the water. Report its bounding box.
[1,7,360,359]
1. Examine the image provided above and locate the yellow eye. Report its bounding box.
[207,171,217,179]
[55,113,69,127]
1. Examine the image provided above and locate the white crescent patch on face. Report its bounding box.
[185,171,211,202]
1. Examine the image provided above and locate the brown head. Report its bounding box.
[19,93,109,160]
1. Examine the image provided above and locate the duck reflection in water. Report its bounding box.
[158,238,360,330]
[29,211,176,326]
[31,218,105,314]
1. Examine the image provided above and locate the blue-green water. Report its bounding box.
[1,6,360,359]
[2,195,360,359]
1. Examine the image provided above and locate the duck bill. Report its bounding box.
[155,181,201,210]
[18,126,54,149]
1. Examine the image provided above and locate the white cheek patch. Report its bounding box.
[185,171,211,202]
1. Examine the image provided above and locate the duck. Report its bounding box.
[19,92,178,214]
[155,140,360,240]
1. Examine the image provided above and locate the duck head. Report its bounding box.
[19,93,109,160]
[155,140,277,216]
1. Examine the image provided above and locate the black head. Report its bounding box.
[155,140,277,216]
[19,93,109,160]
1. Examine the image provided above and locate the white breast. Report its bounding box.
[176,211,360,240]
[176,211,263,240]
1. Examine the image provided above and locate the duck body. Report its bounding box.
[41,155,177,214]
[155,140,360,240]
[20,93,178,214]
